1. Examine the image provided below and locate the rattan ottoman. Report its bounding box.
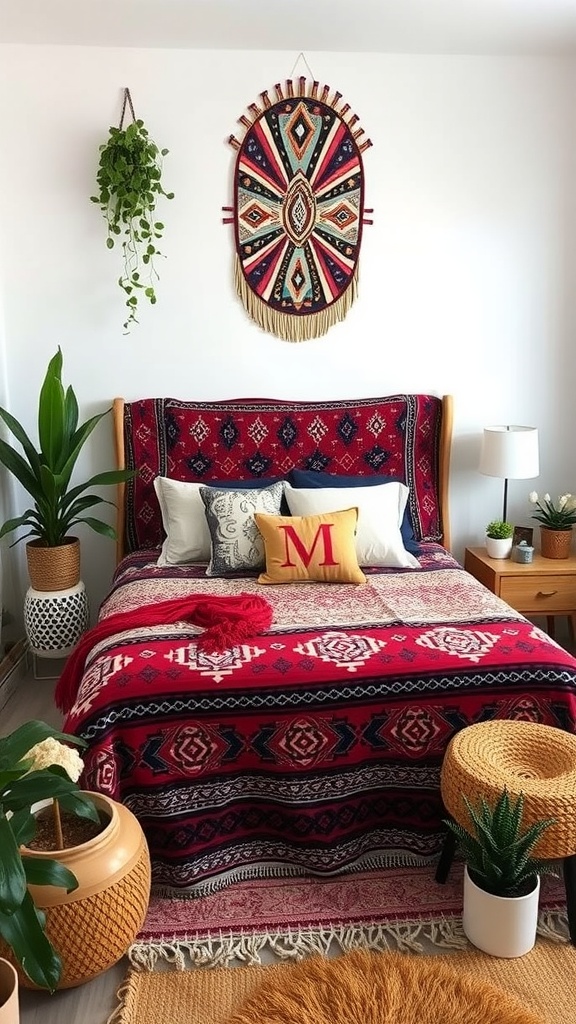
[435,719,576,944]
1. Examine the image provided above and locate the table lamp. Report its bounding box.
[479,425,539,522]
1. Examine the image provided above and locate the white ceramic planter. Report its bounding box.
[485,535,513,559]
[462,865,539,958]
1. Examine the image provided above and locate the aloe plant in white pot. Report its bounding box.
[445,789,556,957]
[485,520,514,559]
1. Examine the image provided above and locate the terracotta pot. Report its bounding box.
[26,537,81,591]
[0,959,18,1024]
[540,527,573,560]
[19,793,151,989]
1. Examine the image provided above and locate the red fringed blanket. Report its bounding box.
[55,592,273,714]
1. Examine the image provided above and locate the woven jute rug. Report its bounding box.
[129,861,568,969]
[109,940,576,1024]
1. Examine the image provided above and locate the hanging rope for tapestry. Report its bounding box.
[223,78,373,342]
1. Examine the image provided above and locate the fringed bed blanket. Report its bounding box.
[63,546,576,894]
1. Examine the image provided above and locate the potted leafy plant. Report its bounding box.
[0,720,99,992]
[529,491,576,559]
[90,91,174,333]
[0,348,136,591]
[485,520,514,559]
[445,789,556,957]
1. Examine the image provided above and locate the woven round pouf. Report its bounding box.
[440,720,576,858]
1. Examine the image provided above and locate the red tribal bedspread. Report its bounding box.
[62,546,576,894]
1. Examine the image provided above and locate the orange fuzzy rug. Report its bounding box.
[109,940,576,1024]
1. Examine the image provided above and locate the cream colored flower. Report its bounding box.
[529,491,538,504]
[24,737,84,783]
[544,493,551,502]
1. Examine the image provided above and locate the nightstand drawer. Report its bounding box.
[500,575,576,613]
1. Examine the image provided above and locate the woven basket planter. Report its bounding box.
[25,538,81,591]
[9,793,151,990]
[539,526,573,559]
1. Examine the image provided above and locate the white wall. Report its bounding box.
[0,46,575,622]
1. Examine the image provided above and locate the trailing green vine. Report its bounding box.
[90,90,174,332]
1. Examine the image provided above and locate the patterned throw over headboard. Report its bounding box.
[115,394,453,557]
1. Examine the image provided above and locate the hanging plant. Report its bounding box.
[90,88,174,332]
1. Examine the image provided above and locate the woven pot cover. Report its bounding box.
[16,793,151,989]
[440,720,576,859]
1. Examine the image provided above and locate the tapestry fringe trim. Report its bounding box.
[127,909,568,972]
[234,255,359,342]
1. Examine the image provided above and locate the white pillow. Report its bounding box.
[284,482,420,569]
[153,477,211,565]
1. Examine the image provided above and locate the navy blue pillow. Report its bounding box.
[287,469,421,554]
[205,477,281,489]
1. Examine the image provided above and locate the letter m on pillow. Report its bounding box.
[280,522,338,568]
[255,508,366,585]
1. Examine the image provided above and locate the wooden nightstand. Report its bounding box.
[464,546,576,640]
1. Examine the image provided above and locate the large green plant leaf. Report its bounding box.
[22,856,78,892]
[38,349,66,470]
[56,790,100,823]
[61,469,136,511]
[56,411,110,487]
[69,516,117,538]
[0,513,41,542]
[0,810,27,914]
[0,437,43,499]
[0,890,62,991]
[0,407,43,479]
[2,772,90,813]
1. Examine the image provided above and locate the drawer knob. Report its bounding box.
[537,590,558,598]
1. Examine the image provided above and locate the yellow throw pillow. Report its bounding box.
[254,508,367,585]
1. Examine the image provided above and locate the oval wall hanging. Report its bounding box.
[224,78,373,342]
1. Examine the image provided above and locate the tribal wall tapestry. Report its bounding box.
[223,78,373,342]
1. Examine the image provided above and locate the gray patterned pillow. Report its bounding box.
[199,481,285,576]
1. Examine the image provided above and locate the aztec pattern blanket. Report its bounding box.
[63,546,576,895]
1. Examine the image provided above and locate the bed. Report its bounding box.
[60,393,576,894]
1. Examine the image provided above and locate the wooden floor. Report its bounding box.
[2,660,128,1024]
[4,614,576,1022]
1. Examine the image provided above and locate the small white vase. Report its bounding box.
[485,535,513,559]
[462,865,539,958]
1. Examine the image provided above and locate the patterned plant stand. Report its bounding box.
[24,582,89,677]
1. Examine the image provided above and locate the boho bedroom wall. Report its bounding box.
[0,45,575,624]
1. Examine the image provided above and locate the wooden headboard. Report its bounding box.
[113,394,453,563]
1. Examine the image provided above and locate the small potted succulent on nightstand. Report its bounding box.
[485,520,514,559]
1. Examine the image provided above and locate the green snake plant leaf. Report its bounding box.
[0,810,27,914]
[38,349,66,470]
[0,889,62,992]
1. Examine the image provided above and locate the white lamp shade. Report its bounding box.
[479,426,539,480]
